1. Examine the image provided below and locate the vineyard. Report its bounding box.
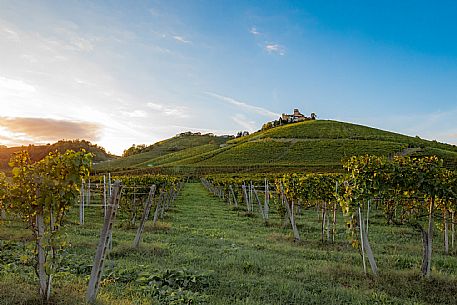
[94,120,457,175]
[1,146,457,304]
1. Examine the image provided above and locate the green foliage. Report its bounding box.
[341,154,457,275]
[122,144,147,157]
[0,139,113,172]
[108,174,181,226]
[6,149,92,300]
[0,172,10,213]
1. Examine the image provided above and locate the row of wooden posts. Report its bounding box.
[200,178,381,277]
[79,173,112,225]
[201,178,271,223]
[85,180,183,303]
[201,178,457,277]
[200,179,343,244]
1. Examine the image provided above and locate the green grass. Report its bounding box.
[2,183,457,304]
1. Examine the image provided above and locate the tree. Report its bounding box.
[8,150,92,301]
[122,144,146,157]
[261,122,274,131]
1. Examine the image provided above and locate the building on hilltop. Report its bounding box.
[261,109,316,131]
[279,109,316,125]
[281,108,307,123]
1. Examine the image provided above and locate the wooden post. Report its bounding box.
[242,184,250,212]
[87,180,91,207]
[358,206,367,275]
[451,211,455,249]
[108,173,112,196]
[133,185,156,248]
[321,201,326,242]
[253,187,266,221]
[103,175,107,217]
[358,204,377,275]
[80,180,85,225]
[444,209,449,255]
[332,202,337,243]
[333,181,338,242]
[230,185,238,208]
[264,179,269,221]
[281,185,300,241]
[153,193,163,225]
[87,181,122,303]
[36,213,48,300]
[362,225,378,275]
[326,211,330,241]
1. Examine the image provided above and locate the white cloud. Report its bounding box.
[70,36,94,52]
[0,76,37,98]
[147,102,190,118]
[173,35,191,44]
[205,92,279,118]
[121,110,148,118]
[53,27,95,52]
[0,26,20,42]
[265,43,286,56]
[250,27,260,35]
[232,114,256,132]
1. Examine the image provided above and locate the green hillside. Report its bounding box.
[0,140,114,172]
[97,120,457,174]
[94,133,230,172]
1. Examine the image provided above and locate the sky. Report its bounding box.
[1,0,457,155]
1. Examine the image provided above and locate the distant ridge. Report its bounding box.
[0,139,115,172]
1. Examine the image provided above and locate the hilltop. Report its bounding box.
[95,120,457,174]
[0,140,115,172]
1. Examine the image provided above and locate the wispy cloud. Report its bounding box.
[264,43,286,56]
[205,92,279,118]
[147,102,190,118]
[173,35,191,44]
[247,25,286,56]
[0,25,20,42]
[0,117,101,143]
[0,76,37,98]
[249,27,260,35]
[232,114,256,132]
[121,110,148,118]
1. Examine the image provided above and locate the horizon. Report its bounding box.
[1,117,456,157]
[1,1,457,155]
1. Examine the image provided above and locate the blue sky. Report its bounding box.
[0,0,456,154]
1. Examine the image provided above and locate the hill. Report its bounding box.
[95,120,457,174]
[94,133,231,172]
[0,140,115,172]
